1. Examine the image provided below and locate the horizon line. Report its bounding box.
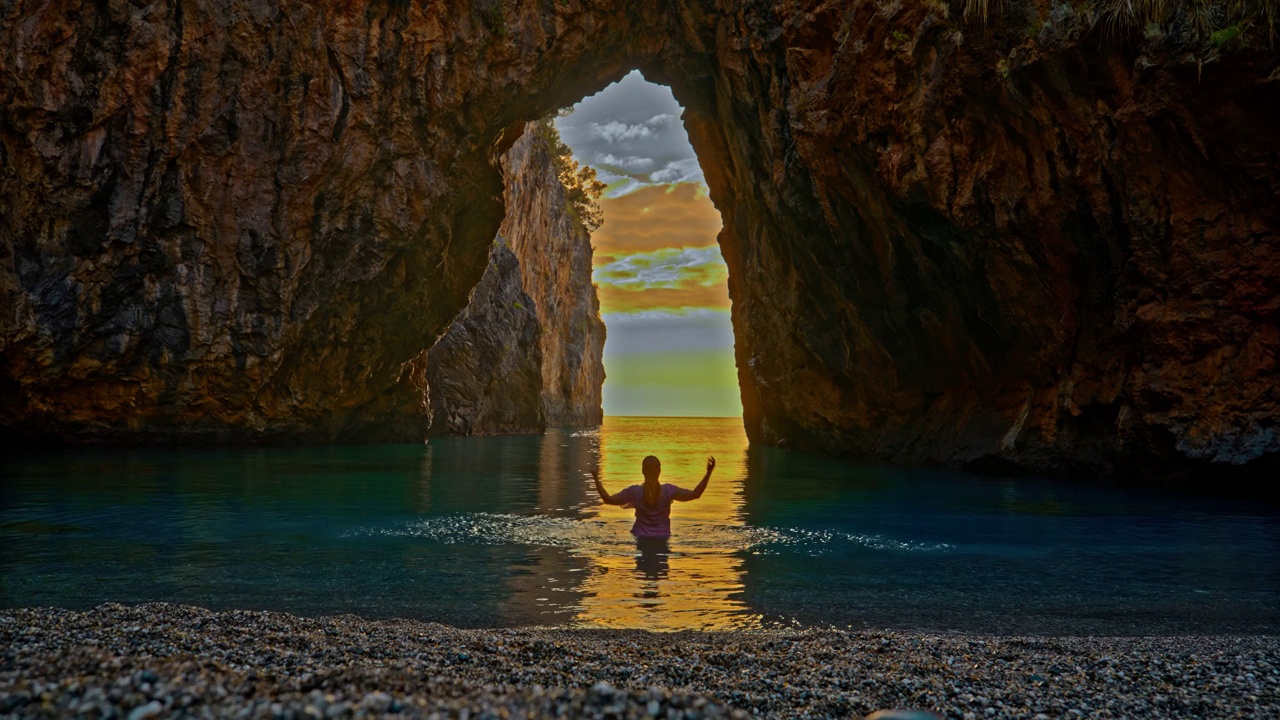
[603,414,741,420]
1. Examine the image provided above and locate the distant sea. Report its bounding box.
[3,416,1278,634]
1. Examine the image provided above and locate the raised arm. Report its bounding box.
[592,469,626,505]
[673,456,716,502]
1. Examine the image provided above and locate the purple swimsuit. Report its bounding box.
[614,483,682,538]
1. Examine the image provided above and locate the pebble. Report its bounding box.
[1,603,1276,719]
[125,700,163,720]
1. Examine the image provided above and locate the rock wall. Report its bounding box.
[417,123,605,437]
[669,2,1280,476]
[422,243,544,437]
[2,1,1277,476]
[0,0,627,444]
[501,123,606,428]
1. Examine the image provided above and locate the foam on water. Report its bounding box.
[728,524,954,554]
[350,512,953,556]
[354,513,615,549]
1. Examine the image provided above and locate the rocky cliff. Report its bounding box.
[2,1,1277,476]
[340,237,545,442]
[416,123,604,437]
[421,242,544,437]
[501,123,606,428]
[678,2,1280,476]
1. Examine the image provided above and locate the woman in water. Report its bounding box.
[593,455,715,538]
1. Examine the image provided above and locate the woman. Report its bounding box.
[592,455,715,538]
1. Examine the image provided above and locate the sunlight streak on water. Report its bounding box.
[338,416,778,629]
[585,416,753,630]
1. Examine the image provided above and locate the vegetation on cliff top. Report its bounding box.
[537,119,607,233]
[963,0,1277,42]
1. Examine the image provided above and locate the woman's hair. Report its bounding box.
[642,455,661,506]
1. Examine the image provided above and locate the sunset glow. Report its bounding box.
[577,416,758,630]
[556,72,741,418]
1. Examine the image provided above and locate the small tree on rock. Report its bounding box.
[537,118,607,232]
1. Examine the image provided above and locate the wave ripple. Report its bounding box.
[349,513,952,555]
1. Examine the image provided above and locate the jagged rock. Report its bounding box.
[1,1,1277,476]
[423,242,544,437]
[685,4,1280,475]
[363,123,605,439]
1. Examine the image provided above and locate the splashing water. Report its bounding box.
[352,512,953,556]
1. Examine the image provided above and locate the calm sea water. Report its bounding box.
[3,417,1278,634]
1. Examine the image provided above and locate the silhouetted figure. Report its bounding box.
[593,455,715,538]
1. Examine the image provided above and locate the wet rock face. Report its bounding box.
[2,1,1277,474]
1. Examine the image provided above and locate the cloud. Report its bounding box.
[596,284,731,315]
[555,71,704,196]
[603,308,729,323]
[650,158,703,184]
[592,242,731,314]
[598,154,655,170]
[603,309,735,356]
[588,183,729,315]
[596,246,725,289]
[588,121,655,143]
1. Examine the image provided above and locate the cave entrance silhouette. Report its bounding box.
[551,71,742,421]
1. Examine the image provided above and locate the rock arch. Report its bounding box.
[2,0,1278,474]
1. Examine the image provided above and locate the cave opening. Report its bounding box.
[553,70,742,421]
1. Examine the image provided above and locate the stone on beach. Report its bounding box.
[2,603,1277,719]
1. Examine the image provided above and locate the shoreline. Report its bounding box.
[2,604,1277,719]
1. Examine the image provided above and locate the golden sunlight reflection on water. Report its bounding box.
[535,416,759,631]
[579,416,759,630]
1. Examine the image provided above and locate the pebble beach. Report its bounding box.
[2,604,1277,719]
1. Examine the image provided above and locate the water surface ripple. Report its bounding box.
[3,417,1278,633]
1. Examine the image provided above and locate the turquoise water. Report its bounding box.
[2,417,1278,633]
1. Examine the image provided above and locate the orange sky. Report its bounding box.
[588,181,739,416]
[557,72,740,417]
[594,184,722,255]
[593,184,728,315]
[596,284,730,315]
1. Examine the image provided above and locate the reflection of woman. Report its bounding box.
[593,455,715,538]
[634,536,670,580]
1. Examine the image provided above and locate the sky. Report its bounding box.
[555,71,741,418]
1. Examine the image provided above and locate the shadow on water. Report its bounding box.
[3,417,1279,634]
